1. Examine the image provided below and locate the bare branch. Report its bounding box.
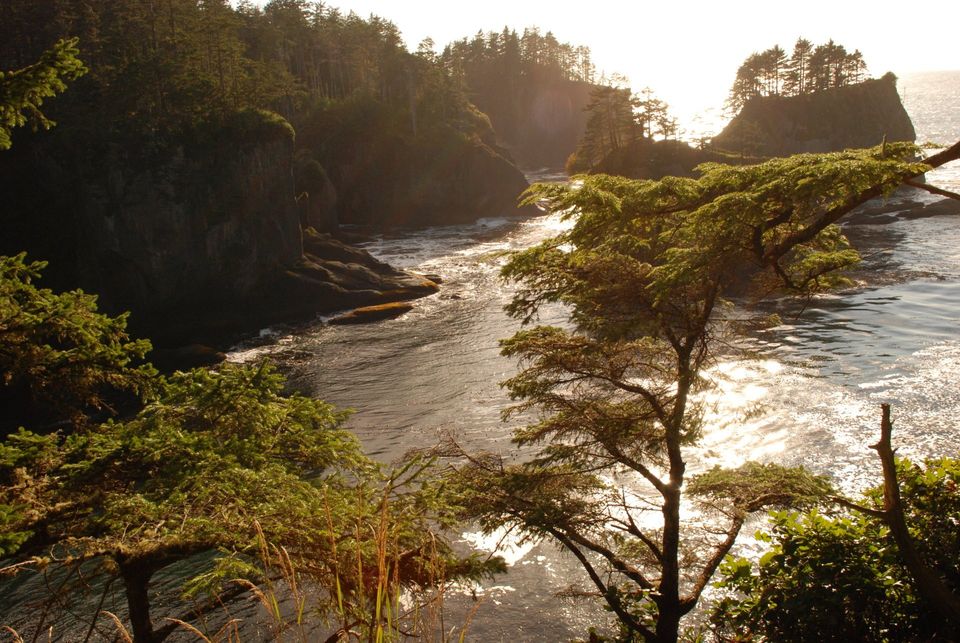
[546,527,657,641]
[830,495,887,519]
[765,140,960,261]
[872,404,960,626]
[904,179,960,202]
[682,513,745,610]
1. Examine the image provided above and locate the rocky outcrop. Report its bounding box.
[589,75,916,180]
[329,132,534,228]
[594,139,718,180]
[712,74,916,157]
[71,110,304,325]
[1,109,442,346]
[295,154,339,233]
[328,302,415,325]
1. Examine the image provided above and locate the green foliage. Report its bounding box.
[711,457,960,641]
[0,38,86,149]
[2,362,357,560]
[0,253,155,430]
[0,249,497,636]
[455,144,930,641]
[689,463,833,513]
[1,360,499,637]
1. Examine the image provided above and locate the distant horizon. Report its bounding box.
[240,1,960,135]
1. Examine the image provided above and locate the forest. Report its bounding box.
[728,38,870,111]
[3,2,960,642]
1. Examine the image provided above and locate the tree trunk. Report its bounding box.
[873,404,960,627]
[656,484,682,643]
[119,558,156,643]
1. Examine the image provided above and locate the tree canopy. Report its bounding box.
[729,38,869,112]
[452,140,960,642]
[568,84,675,172]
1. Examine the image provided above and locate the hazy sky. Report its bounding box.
[252,0,960,131]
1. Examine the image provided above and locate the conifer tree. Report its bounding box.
[784,38,814,95]
[454,140,960,642]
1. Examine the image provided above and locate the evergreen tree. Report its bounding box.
[0,258,502,641]
[783,38,813,95]
[0,254,154,432]
[575,85,640,168]
[729,38,873,112]
[452,139,960,642]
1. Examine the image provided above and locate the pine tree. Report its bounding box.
[784,38,814,95]
[453,139,960,642]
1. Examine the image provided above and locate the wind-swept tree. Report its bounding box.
[453,140,960,642]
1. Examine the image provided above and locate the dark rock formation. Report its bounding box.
[150,344,227,373]
[295,154,339,233]
[141,232,439,345]
[712,74,916,157]
[591,75,916,180]
[594,139,720,180]
[1,109,443,347]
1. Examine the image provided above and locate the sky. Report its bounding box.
[251,0,960,134]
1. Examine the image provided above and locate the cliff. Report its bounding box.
[712,74,916,156]
[593,139,722,180]
[587,75,916,180]
[0,109,439,346]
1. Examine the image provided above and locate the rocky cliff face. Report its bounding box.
[712,74,916,156]
[1,109,442,346]
[71,110,303,321]
[324,131,533,227]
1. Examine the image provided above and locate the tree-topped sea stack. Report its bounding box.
[714,39,915,156]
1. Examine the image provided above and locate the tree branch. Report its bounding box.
[546,527,657,642]
[550,522,655,591]
[904,179,960,202]
[830,495,887,519]
[682,513,745,611]
[765,140,960,261]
